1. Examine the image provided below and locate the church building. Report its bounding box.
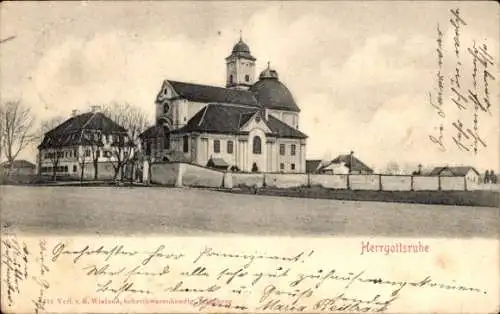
[140,37,308,173]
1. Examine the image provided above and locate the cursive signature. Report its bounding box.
[1,236,29,308]
[32,240,50,314]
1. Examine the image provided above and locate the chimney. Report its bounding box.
[91,105,101,112]
[264,108,269,120]
[71,109,79,117]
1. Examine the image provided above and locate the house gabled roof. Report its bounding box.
[429,166,480,177]
[39,112,128,149]
[327,154,373,173]
[450,166,480,176]
[1,160,36,169]
[46,112,127,137]
[429,167,447,176]
[173,104,308,139]
[166,80,261,108]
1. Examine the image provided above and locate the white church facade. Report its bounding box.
[140,37,307,173]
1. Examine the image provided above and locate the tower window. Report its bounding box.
[245,74,250,82]
[253,136,262,154]
[229,75,234,84]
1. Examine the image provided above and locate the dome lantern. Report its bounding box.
[259,62,279,80]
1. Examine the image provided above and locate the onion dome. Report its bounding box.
[227,38,256,61]
[232,39,250,54]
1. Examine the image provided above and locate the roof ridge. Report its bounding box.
[198,105,210,127]
[81,111,97,130]
[237,112,243,128]
[168,79,254,94]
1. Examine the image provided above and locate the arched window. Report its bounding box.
[252,136,261,154]
[245,74,250,82]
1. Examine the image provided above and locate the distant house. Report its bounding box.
[38,108,130,180]
[1,160,36,176]
[306,160,322,173]
[429,166,481,184]
[320,161,350,174]
[320,152,373,174]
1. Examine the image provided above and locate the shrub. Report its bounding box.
[251,163,259,173]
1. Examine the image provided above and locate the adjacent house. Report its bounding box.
[140,37,308,173]
[306,159,323,173]
[429,166,481,184]
[38,108,131,180]
[320,161,350,174]
[319,152,373,174]
[1,160,36,176]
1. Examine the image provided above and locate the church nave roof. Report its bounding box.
[166,80,260,108]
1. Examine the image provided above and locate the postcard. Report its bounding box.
[0,1,498,313]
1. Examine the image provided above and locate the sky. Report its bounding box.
[1,1,498,173]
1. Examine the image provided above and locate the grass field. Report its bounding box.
[1,186,498,238]
[229,185,499,207]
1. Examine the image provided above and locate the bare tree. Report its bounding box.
[39,116,65,142]
[38,116,65,178]
[77,145,87,183]
[86,130,103,181]
[385,161,401,175]
[0,103,4,160]
[45,142,63,180]
[1,101,36,171]
[102,103,150,181]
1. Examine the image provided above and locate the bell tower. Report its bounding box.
[225,34,256,90]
